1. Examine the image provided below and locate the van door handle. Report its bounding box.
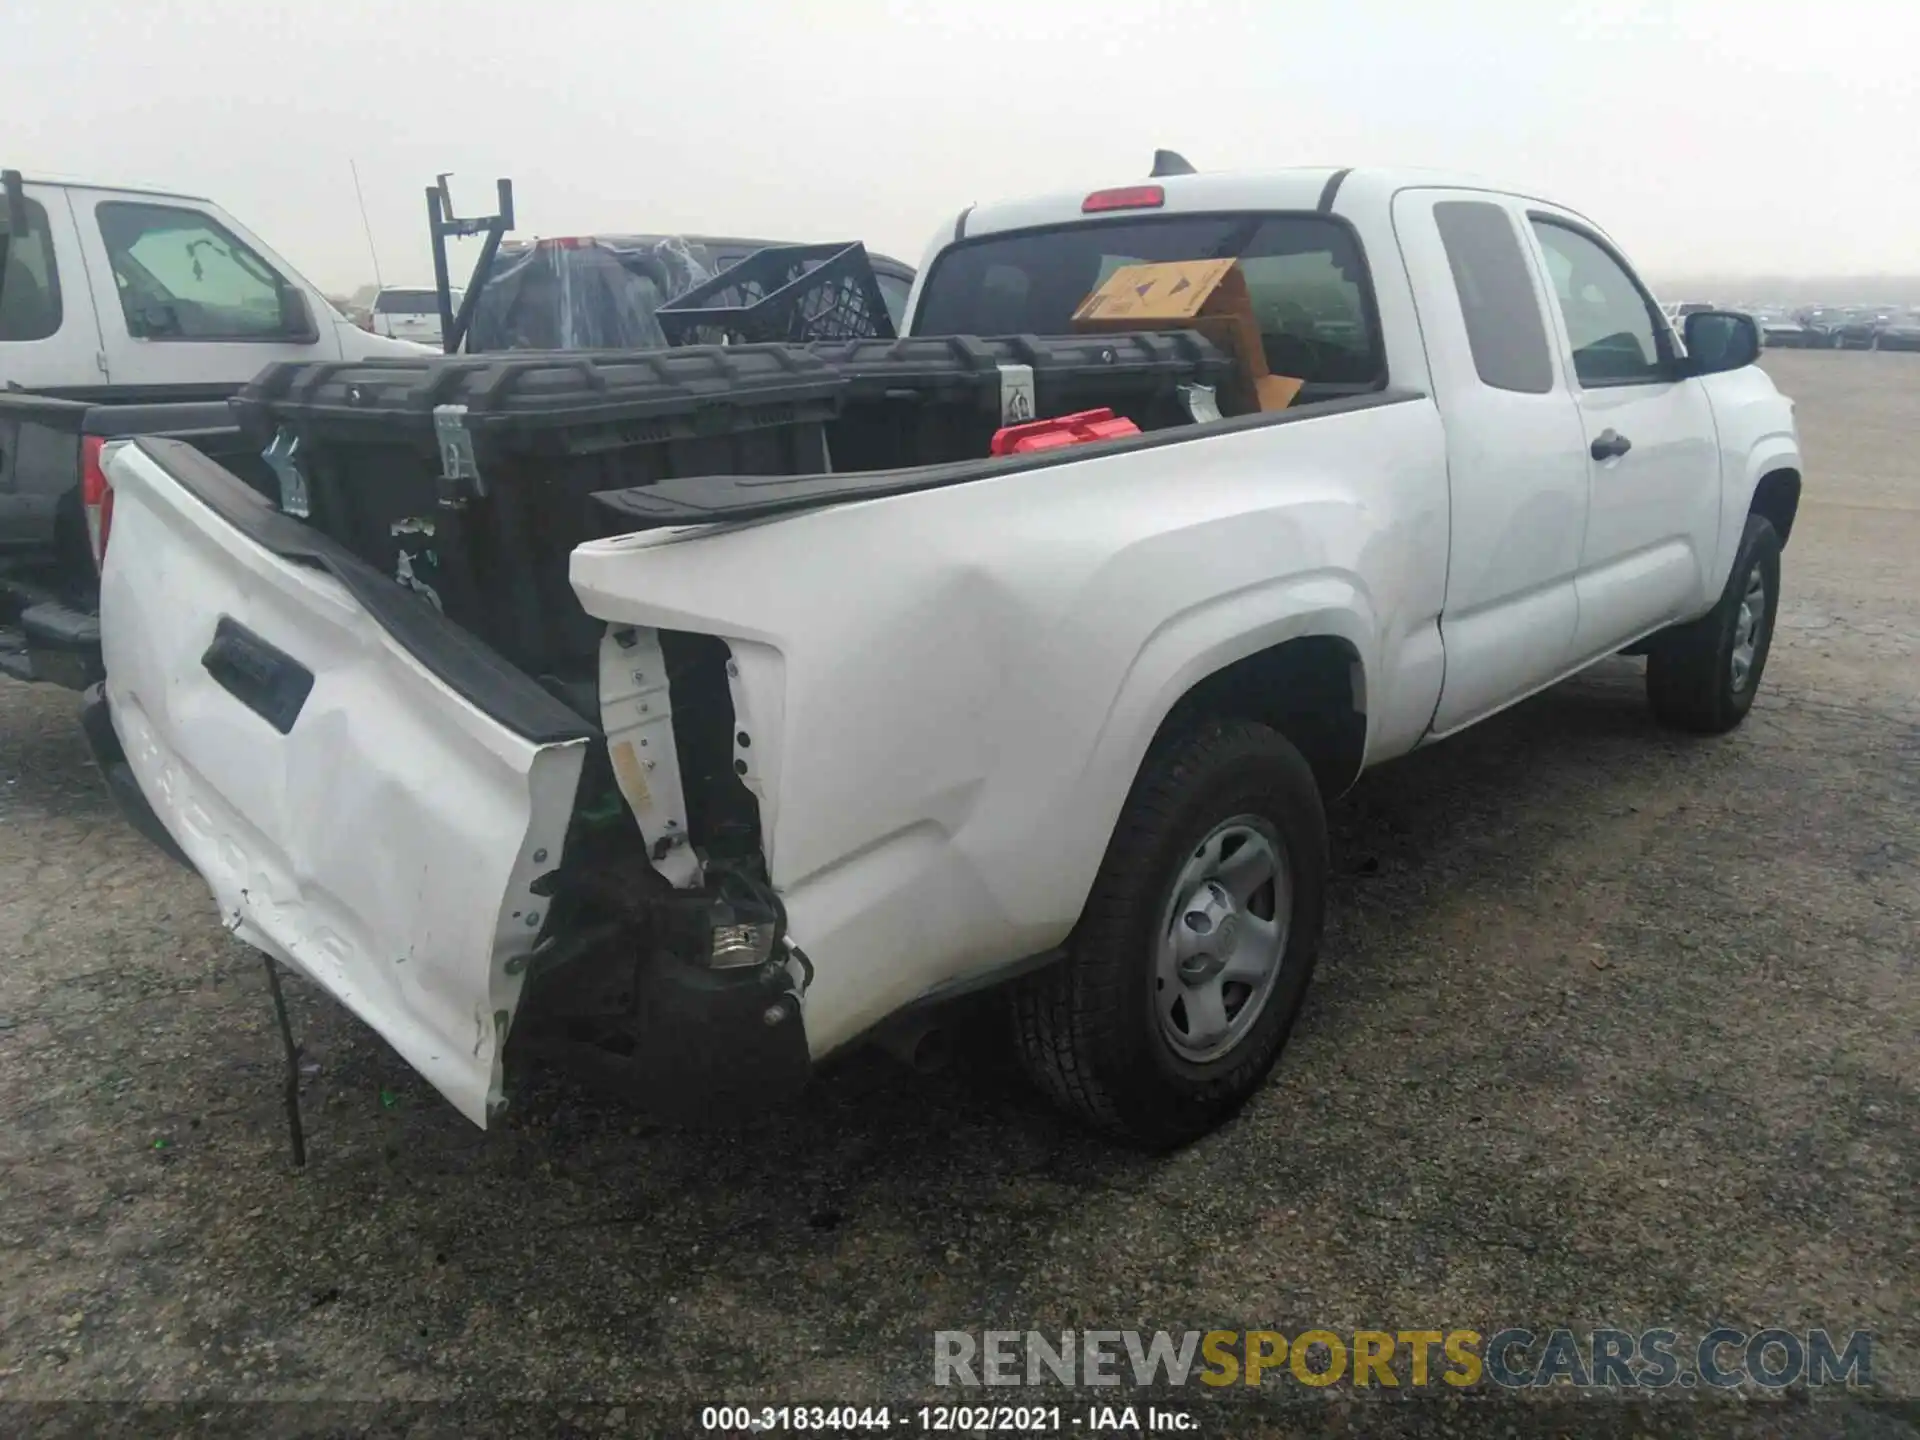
[1590,429,1632,461]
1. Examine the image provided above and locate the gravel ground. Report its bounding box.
[0,350,1914,1435]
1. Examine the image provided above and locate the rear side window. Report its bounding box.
[97,201,306,342]
[913,212,1385,392]
[874,272,911,330]
[375,289,441,314]
[0,196,63,342]
[1433,201,1554,394]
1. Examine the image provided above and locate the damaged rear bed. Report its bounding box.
[88,335,1245,1125]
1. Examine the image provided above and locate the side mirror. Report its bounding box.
[1682,310,1759,375]
[278,284,319,343]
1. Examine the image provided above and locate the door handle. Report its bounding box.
[1591,429,1632,461]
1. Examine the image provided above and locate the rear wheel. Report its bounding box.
[1010,720,1327,1149]
[1646,513,1781,734]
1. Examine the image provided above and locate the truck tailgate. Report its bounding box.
[98,438,592,1126]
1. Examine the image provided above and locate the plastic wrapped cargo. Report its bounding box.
[465,235,720,352]
[464,235,920,354]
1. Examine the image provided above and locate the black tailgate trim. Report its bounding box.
[202,616,314,734]
[128,437,596,746]
[592,387,1426,532]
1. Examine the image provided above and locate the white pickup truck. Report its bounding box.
[1,172,426,687]
[87,167,1800,1148]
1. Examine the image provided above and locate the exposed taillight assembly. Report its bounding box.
[1082,185,1165,213]
[81,435,114,571]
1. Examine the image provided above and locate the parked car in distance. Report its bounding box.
[1876,310,1920,352]
[1834,306,1895,350]
[1749,308,1811,349]
[88,166,1800,1149]
[1795,305,1893,349]
[365,285,461,348]
[1795,306,1845,346]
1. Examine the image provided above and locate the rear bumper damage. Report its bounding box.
[93,438,816,1127]
[512,931,814,1123]
[92,666,818,1125]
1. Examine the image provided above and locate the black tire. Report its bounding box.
[1010,719,1328,1149]
[1646,513,1782,734]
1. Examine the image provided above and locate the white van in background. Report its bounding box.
[366,286,460,349]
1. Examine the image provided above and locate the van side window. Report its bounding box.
[1529,219,1666,386]
[1433,201,1554,394]
[96,202,307,342]
[0,197,64,342]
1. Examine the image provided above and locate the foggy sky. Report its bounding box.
[7,0,1915,295]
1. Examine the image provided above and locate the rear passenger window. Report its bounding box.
[0,196,64,343]
[1433,201,1553,394]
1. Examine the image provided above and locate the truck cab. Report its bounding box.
[0,173,426,399]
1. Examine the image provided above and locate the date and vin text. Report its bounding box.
[701,1405,1198,1434]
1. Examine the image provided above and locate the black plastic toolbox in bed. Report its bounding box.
[806,330,1235,470]
[232,348,840,683]
[227,331,1235,686]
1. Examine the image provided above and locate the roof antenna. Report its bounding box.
[349,159,385,290]
[1151,149,1197,177]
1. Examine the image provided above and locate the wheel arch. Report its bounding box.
[1149,633,1369,800]
[1750,466,1801,548]
[1038,596,1375,953]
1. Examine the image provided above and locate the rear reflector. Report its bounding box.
[81,435,114,571]
[1082,185,1165,213]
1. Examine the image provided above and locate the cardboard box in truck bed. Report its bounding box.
[1071,259,1303,413]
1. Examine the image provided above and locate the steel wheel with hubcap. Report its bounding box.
[1011,719,1328,1149]
[1648,511,1782,733]
[1155,817,1290,1064]
[1730,565,1766,693]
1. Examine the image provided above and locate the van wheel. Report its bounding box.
[1646,513,1782,734]
[1010,720,1327,1149]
